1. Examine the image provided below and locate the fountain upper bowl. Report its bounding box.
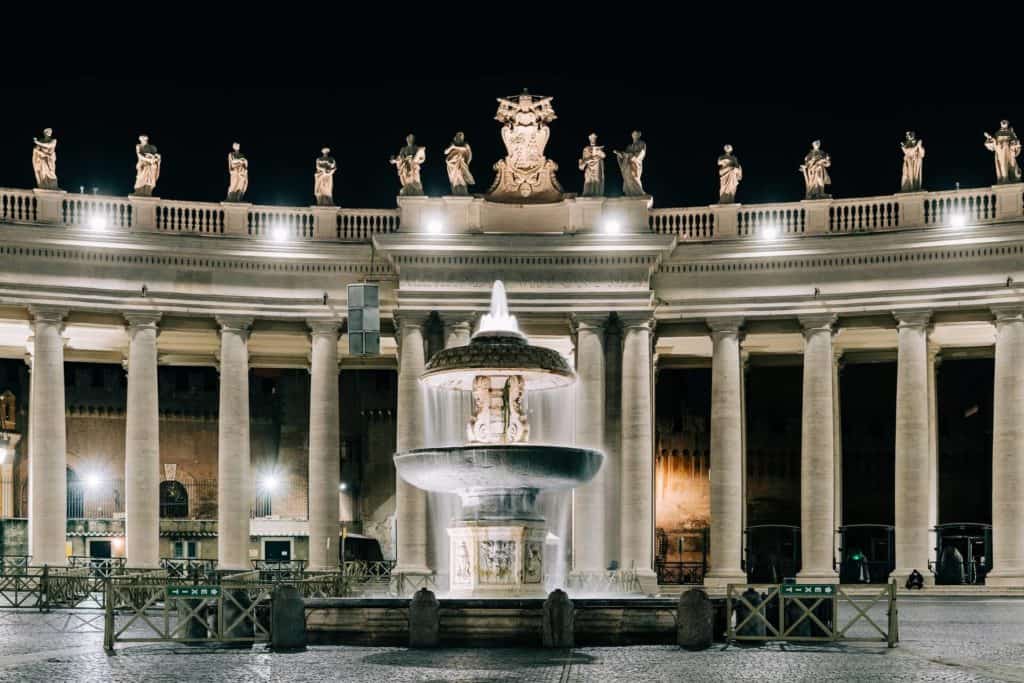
[420,335,574,391]
[394,444,604,494]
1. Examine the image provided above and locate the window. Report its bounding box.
[172,540,198,559]
[159,481,189,518]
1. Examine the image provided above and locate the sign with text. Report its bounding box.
[167,585,221,598]
[781,583,835,596]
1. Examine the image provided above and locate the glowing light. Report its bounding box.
[761,223,780,240]
[88,213,107,231]
[949,213,967,228]
[339,482,348,491]
[426,219,444,235]
[260,473,279,493]
[603,218,622,235]
[270,224,289,242]
[0,447,7,464]
[84,474,102,490]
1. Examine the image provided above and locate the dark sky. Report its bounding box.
[1,18,1016,209]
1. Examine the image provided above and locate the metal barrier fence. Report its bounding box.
[0,565,120,610]
[726,582,898,647]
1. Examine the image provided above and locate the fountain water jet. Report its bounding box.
[395,281,603,597]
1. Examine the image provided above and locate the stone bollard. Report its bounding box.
[542,589,574,648]
[270,584,307,651]
[676,588,713,650]
[784,599,812,638]
[712,598,728,642]
[220,589,255,649]
[736,587,766,638]
[176,597,210,643]
[408,588,440,648]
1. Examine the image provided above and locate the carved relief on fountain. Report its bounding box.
[466,374,529,444]
[447,524,547,596]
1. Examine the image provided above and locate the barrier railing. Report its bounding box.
[389,571,437,597]
[725,581,898,647]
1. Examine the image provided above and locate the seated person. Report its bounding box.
[905,569,925,589]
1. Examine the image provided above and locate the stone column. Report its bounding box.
[308,321,341,571]
[603,318,623,570]
[620,317,656,590]
[124,313,161,568]
[28,306,68,566]
[704,318,747,586]
[394,317,430,576]
[797,315,838,582]
[988,307,1024,587]
[890,311,933,585]
[571,315,606,573]
[927,344,941,570]
[216,316,253,570]
[832,349,844,570]
[443,320,472,348]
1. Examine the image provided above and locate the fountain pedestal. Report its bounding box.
[448,521,547,598]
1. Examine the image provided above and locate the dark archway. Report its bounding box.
[159,480,189,519]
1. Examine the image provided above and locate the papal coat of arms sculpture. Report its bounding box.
[486,90,565,203]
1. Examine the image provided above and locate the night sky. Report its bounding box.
[0,24,1018,210]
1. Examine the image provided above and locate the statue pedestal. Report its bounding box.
[486,159,563,204]
[32,188,66,224]
[448,521,546,597]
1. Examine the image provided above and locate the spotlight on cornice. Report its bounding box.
[761,223,780,240]
[949,213,967,228]
[270,223,289,242]
[426,219,444,235]
[603,218,621,235]
[88,213,107,232]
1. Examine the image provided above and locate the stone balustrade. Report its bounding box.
[2,182,1023,242]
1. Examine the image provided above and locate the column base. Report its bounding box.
[890,567,935,588]
[796,569,839,584]
[983,571,1024,588]
[634,567,659,595]
[703,570,748,588]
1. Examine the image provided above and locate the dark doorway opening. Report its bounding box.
[264,540,291,562]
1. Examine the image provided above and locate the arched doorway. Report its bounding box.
[159,480,189,519]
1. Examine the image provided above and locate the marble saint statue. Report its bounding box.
[578,133,605,197]
[226,142,248,202]
[314,147,337,206]
[32,128,58,190]
[444,132,475,195]
[389,134,426,196]
[984,120,1022,184]
[614,130,647,196]
[800,140,831,199]
[717,144,742,204]
[900,131,925,193]
[133,135,162,197]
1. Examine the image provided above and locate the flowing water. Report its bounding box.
[421,382,576,594]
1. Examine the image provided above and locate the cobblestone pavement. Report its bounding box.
[0,597,1021,682]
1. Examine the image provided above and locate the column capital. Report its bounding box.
[618,314,655,332]
[798,313,837,336]
[216,315,253,336]
[992,305,1024,325]
[393,311,430,331]
[124,311,162,331]
[307,319,342,337]
[570,313,608,334]
[893,309,932,328]
[706,316,744,336]
[927,341,942,363]
[28,305,68,325]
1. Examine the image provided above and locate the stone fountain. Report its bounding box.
[394,281,604,597]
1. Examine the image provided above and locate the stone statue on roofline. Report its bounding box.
[900,131,925,193]
[578,133,605,197]
[226,142,248,202]
[615,130,647,197]
[32,128,58,190]
[132,135,161,197]
[800,139,831,200]
[444,132,475,196]
[390,134,426,196]
[717,144,742,204]
[984,120,1022,184]
[314,147,337,206]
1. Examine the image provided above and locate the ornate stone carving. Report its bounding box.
[32,128,58,190]
[465,374,529,444]
[486,90,563,203]
[524,542,542,584]
[444,132,475,196]
[578,133,605,197]
[226,142,248,202]
[984,120,1022,184]
[717,144,742,204]
[454,540,472,585]
[615,131,647,197]
[800,140,831,199]
[478,539,516,584]
[314,148,337,206]
[900,131,925,193]
[133,135,161,197]
[390,134,426,196]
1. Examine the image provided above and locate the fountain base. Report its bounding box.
[448,520,547,597]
